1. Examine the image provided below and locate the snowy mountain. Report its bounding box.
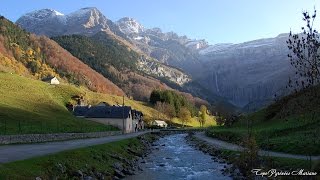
[116,17,145,34]
[185,39,209,51]
[17,7,124,37]
[16,9,67,36]
[114,17,199,71]
[197,33,292,109]
[16,7,191,87]
[16,7,294,110]
[200,34,288,56]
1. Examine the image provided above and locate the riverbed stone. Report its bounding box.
[73,170,84,178]
[113,162,123,172]
[95,172,104,180]
[113,176,120,180]
[122,168,135,175]
[114,169,125,178]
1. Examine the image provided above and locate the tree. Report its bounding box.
[286,9,320,168]
[198,105,208,127]
[163,102,176,120]
[287,9,320,90]
[150,90,161,104]
[155,101,165,119]
[178,107,191,127]
[215,116,225,126]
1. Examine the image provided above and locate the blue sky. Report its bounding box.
[0,0,318,44]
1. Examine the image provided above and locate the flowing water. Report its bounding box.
[125,134,231,180]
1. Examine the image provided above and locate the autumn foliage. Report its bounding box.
[0,17,124,96]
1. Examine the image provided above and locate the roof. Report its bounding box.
[73,106,90,116]
[85,106,132,119]
[153,120,167,125]
[96,102,110,106]
[42,76,58,81]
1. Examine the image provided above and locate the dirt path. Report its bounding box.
[194,132,320,161]
[0,131,151,163]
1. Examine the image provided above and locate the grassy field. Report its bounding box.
[220,149,319,174]
[0,72,165,135]
[207,93,320,155]
[171,116,217,127]
[0,136,147,179]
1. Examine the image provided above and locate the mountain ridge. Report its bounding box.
[16,7,293,110]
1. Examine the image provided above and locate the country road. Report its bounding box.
[0,131,150,163]
[194,132,320,161]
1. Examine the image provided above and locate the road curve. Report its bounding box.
[194,132,320,161]
[0,131,150,163]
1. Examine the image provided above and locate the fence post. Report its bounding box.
[19,120,21,133]
[4,119,7,135]
[56,119,59,132]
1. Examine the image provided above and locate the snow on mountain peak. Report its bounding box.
[66,7,109,29]
[67,7,102,18]
[116,17,144,34]
[22,9,64,19]
[185,39,209,50]
[53,10,64,16]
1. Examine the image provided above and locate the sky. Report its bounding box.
[0,0,318,44]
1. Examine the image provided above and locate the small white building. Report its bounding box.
[49,77,59,85]
[43,76,60,85]
[152,120,168,128]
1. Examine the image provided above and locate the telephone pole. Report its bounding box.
[122,96,125,134]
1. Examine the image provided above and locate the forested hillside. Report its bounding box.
[52,34,139,85]
[52,33,175,101]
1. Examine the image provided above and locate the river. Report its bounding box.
[125,134,231,180]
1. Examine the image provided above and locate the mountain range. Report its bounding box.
[15,7,294,111]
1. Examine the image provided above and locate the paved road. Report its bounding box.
[0,131,150,163]
[194,132,320,161]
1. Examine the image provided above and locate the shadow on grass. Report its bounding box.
[0,105,118,135]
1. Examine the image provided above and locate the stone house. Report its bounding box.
[73,105,134,133]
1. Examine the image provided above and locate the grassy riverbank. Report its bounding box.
[220,149,318,170]
[207,86,320,155]
[0,134,158,179]
[188,134,319,179]
[207,110,320,155]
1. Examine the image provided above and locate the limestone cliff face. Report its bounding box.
[137,56,190,86]
[198,34,293,108]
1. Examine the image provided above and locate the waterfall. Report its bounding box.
[215,71,220,94]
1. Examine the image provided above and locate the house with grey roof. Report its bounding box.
[73,105,138,133]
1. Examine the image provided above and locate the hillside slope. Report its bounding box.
[0,73,168,135]
[52,34,186,101]
[207,86,320,155]
[0,73,116,134]
[0,16,124,96]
